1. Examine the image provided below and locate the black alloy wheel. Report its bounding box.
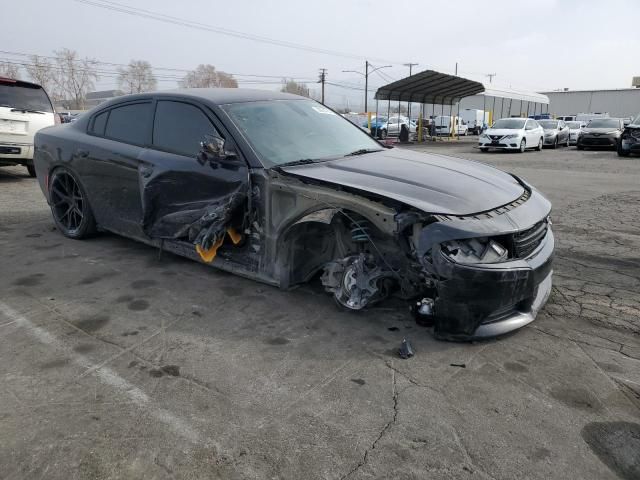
[49,169,96,239]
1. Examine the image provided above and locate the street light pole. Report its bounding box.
[342,62,392,114]
[364,60,369,113]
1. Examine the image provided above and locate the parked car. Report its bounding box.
[366,116,388,138]
[565,121,587,145]
[538,119,570,148]
[478,118,544,152]
[557,115,576,122]
[576,118,624,150]
[0,77,58,176]
[33,89,554,340]
[385,116,416,137]
[617,112,640,157]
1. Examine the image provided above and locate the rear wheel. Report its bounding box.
[565,136,570,147]
[380,129,387,140]
[535,137,543,151]
[577,144,584,150]
[518,138,526,153]
[552,137,558,149]
[49,168,96,239]
[26,165,36,177]
[480,147,489,152]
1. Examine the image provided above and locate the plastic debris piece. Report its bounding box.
[227,227,242,245]
[398,338,414,359]
[450,363,466,368]
[196,237,224,263]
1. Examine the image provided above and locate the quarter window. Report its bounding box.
[152,101,217,157]
[90,110,109,136]
[104,102,152,145]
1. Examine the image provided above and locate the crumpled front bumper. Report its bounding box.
[431,229,553,340]
[416,183,554,340]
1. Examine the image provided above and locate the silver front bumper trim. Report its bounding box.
[473,271,553,338]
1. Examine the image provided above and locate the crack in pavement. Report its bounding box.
[341,362,399,480]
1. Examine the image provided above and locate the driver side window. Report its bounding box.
[152,100,219,157]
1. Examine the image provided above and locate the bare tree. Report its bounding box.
[25,55,56,96]
[53,48,99,110]
[0,61,21,80]
[179,64,238,88]
[281,79,309,97]
[117,60,157,94]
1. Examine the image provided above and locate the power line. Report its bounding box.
[71,0,408,65]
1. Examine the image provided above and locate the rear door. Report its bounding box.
[137,98,248,243]
[79,100,153,237]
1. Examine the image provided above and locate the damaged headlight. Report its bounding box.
[441,237,508,264]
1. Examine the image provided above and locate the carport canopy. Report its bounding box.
[374,69,549,105]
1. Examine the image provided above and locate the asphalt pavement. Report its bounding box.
[1,141,639,480]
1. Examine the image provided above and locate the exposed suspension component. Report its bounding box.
[349,214,371,243]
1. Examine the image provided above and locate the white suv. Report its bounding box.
[0,78,57,177]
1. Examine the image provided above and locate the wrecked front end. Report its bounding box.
[413,186,553,340]
[314,178,554,341]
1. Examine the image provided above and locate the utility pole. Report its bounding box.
[455,62,458,75]
[318,68,327,105]
[403,62,418,76]
[486,73,496,83]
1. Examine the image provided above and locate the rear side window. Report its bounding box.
[152,101,217,157]
[0,81,53,112]
[90,110,109,136]
[104,102,152,145]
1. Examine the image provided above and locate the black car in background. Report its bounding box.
[33,89,554,340]
[618,112,640,156]
[577,117,624,150]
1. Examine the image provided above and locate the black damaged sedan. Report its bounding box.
[33,89,553,340]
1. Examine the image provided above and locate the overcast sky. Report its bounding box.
[4,0,639,109]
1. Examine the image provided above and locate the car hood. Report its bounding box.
[280,148,525,215]
[582,128,620,134]
[484,128,523,136]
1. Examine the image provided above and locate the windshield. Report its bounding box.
[0,82,53,112]
[539,120,558,129]
[632,113,640,125]
[566,121,582,129]
[223,99,382,166]
[491,118,526,129]
[587,119,620,128]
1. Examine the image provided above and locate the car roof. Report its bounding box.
[0,77,45,89]
[112,88,306,106]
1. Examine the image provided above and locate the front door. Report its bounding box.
[137,99,249,247]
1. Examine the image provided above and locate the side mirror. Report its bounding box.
[199,134,238,164]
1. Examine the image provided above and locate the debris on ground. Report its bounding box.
[450,363,466,368]
[398,338,414,359]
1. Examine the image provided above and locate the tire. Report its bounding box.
[49,168,96,239]
[565,136,570,147]
[535,137,543,151]
[552,137,558,149]
[577,144,584,150]
[518,138,526,153]
[380,129,387,140]
[26,165,36,177]
[480,148,489,152]
[618,142,630,157]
